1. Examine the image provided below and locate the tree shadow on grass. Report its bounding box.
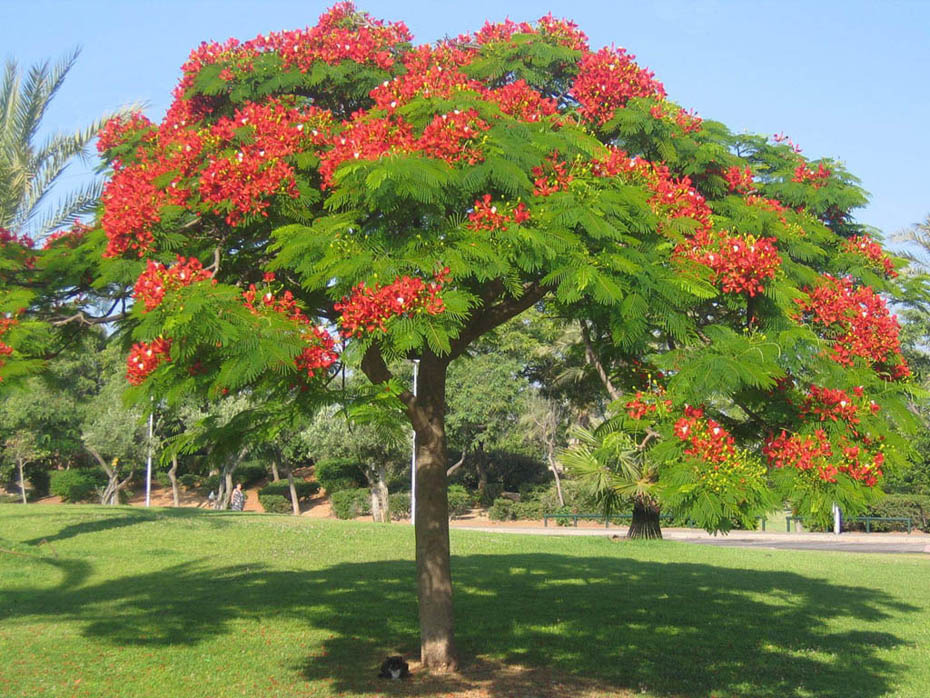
[0,549,918,697]
[21,506,232,546]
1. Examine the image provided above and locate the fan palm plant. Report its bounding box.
[0,48,132,241]
[560,424,664,538]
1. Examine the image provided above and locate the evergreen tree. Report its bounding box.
[3,4,926,670]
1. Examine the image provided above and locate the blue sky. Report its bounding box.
[2,0,929,242]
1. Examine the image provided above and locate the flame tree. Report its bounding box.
[2,3,925,671]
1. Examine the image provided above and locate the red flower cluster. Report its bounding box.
[0,315,17,379]
[133,256,213,312]
[763,428,883,486]
[570,46,666,125]
[418,109,489,165]
[334,268,449,337]
[295,326,340,378]
[0,227,34,249]
[673,406,736,463]
[126,338,172,385]
[471,14,589,51]
[763,429,837,481]
[624,391,672,421]
[370,44,478,112]
[724,166,755,194]
[844,235,897,278]
[488,80,558,123]
[683,232,781,297]
[796,275,909,377]
[467,195,531,231]
[242,279,340,379]
[42,222,91,250]
[318,115,414,189]
[532,153,573,196]
[792,162,831,188]
[96,113,155,154]
[802,385,867,424]
[648,101,703,135]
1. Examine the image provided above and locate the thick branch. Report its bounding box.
[446,448,466,478]
[579,319,621,402]
[448,281,551,360]
[52,310,127,327]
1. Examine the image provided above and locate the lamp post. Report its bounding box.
[410,359,419,526]
[145,398,153,507]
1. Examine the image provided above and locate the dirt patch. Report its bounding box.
[335,656,630,698]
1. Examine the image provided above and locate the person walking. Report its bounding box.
[230,482,246,511]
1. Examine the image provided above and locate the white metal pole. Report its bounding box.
[410,359,419,526]
[145,400,154,507]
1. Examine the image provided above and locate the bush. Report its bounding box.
[258,480,320,500]
[236,462,269,488]
[330,488,371,519]
[447,485,472,519]
[847,494,930,532]
[178,473,199,489]
[488,497,516,521]
[24,465,50,498]
[50,469,105,503]
[315,458,367,494]
[258,494,294,514]
[389,492,411,520]
[512,499,543,520]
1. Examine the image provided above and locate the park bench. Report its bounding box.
[785,515,912,534]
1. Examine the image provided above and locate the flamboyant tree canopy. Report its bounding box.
[2,2,923,528]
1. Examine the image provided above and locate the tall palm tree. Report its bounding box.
[0,48,131,241]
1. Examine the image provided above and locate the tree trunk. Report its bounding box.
[17,460,27,504]
[376,465,389,521]
[284,466,300,515]
[214,448,247,510]
[627,495,663,539]
[167,454,180,507]
[549,458,565,508]
[411,356,458,670]
[474,444,488,504]
[271,460,280,482]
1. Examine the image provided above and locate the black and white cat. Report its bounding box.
[378,655,410,679]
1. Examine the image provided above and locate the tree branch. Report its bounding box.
[448,281,552,360]
[579,319,621,402]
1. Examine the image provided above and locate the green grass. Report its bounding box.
[0,505,928,697]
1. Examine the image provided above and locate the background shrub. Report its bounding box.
[511,499,543,520]
[178,473,199,489]
[488,497,516,521]
[235,462,269,488]
[847,494,930,532]
[258,494,293,514]
[389,492,411,520]
[447,485,472,519]
[330,488,371,519]
[314,458,367,494]
[50,469,105,503]
[24,465,50,498]
[259,480,320,500]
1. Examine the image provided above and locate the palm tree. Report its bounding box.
[560,423,664,539]
[0,48,131,241]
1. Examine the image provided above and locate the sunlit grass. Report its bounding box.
[1,504,928,697]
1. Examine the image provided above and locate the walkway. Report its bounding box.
[451,523,930,555]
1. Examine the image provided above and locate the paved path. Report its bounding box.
[451,524,930,555]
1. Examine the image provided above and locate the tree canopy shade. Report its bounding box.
[2,2,926,670]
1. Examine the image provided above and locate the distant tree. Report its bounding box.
[2,431,47,503]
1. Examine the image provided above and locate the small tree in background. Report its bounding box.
[2,3,926,670]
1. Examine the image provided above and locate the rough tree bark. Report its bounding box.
[409,354,458,670]
[368,465,389,523]
[628,494,663,539]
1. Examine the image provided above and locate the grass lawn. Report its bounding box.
[0,505,928,697]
